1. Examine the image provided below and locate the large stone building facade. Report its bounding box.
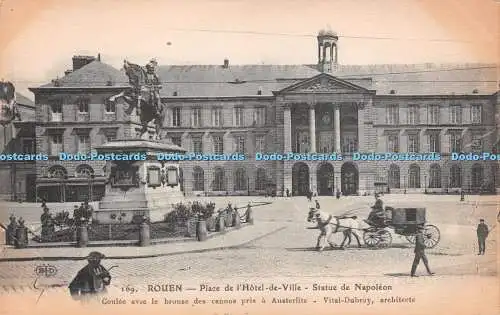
[0,93,36,201]
[29,30,500,201]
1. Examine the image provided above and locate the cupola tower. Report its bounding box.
[317,28,339,72]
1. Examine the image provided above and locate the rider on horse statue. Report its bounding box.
[144,59,162,116]
[109,58,164,139]
[367,193,386,227]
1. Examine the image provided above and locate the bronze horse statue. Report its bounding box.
[108,59,164,138]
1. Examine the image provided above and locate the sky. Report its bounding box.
[0,0,498,100]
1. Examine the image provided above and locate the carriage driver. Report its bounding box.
[367,193,385,226]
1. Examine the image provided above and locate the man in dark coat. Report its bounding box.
[367,194,385,226]
[411,226,434,277]
[476,219,489,255]
[68,251,111,298]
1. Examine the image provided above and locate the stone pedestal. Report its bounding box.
[94,139,186,224]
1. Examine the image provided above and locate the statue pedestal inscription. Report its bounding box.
[94,139,186,224]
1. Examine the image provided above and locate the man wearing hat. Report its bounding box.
[410,226,434,277]
[68,251,111,297]
[367,194,385,226]
[476,219,489,255]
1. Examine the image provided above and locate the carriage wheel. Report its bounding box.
[405,235,416,244]
[377,230,392,248]
[423,224,440,249]
[363,230,381,248]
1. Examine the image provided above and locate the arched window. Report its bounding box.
[212,167,225,191]
[471,164,484,189]
[48,166,67,178]
[408,164,420,188]
[193,167,204,191]
[450,164,462,188]
[255,168,267,190]
[388,164,400,188]
[234,168,247,191]
[429,164,441,188]
[75,165,94,178]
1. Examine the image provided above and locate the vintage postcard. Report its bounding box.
[0,0,498,314]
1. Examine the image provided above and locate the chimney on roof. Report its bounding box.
[72,55,96,71]
[223,58,229,69]
[97,53,101,61]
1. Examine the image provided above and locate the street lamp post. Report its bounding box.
[403,175,407,194]
[424,175,427,194]
[88,174,95,202]
[62,175,68,202]
[247,175,250,196]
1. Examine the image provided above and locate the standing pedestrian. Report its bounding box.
[411,226,434,277]
[68,251,111,298]
[476,219,489,255]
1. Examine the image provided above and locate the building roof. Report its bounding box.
[15,93,34,107]
[38,60,129,88]
[33,59,499,97]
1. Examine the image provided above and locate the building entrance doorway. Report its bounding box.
[341,162,358,195]
[292,162,310,196]
[317,163,334,195]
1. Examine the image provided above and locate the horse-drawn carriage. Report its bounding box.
[363,207,440,248]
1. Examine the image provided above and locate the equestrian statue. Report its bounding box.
[108,59,164,139]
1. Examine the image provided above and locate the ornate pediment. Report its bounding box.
[276,73,369,94]
[296,76,358,92]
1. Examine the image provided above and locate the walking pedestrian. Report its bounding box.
[410,226,434,277]
[476,219,489,255]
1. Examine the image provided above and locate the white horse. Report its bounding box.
[307,208,363,251]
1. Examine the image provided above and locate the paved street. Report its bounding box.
[0,195,497,291]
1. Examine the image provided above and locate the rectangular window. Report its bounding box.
[387,134,399,152]
[341,135,357,153]
[471,134,483,152]
[471,105,482,124]
[234,107,244,126]
[50,134,63,155]
[78,98,89,113]
[170,136,182,147]
[213,135,224,154]
[407,134,419,153]
[235,135,245,153]
[253,107,266,126]
[428,105,440,125]
[105,130,117,142]
[78,134,90,154]
[429,133,440,152]
[450,132,462,152]
[105,100,116,113]
[21,138,35,154]
[172,107,181,127]
[192,137,203,153]
[212,108,223,127]
[407,105,419,125]
[255,135,265,153]
[386,105,399,125]
[191,108,202,127]
[450,105,462,124]
[50,101,63,122]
